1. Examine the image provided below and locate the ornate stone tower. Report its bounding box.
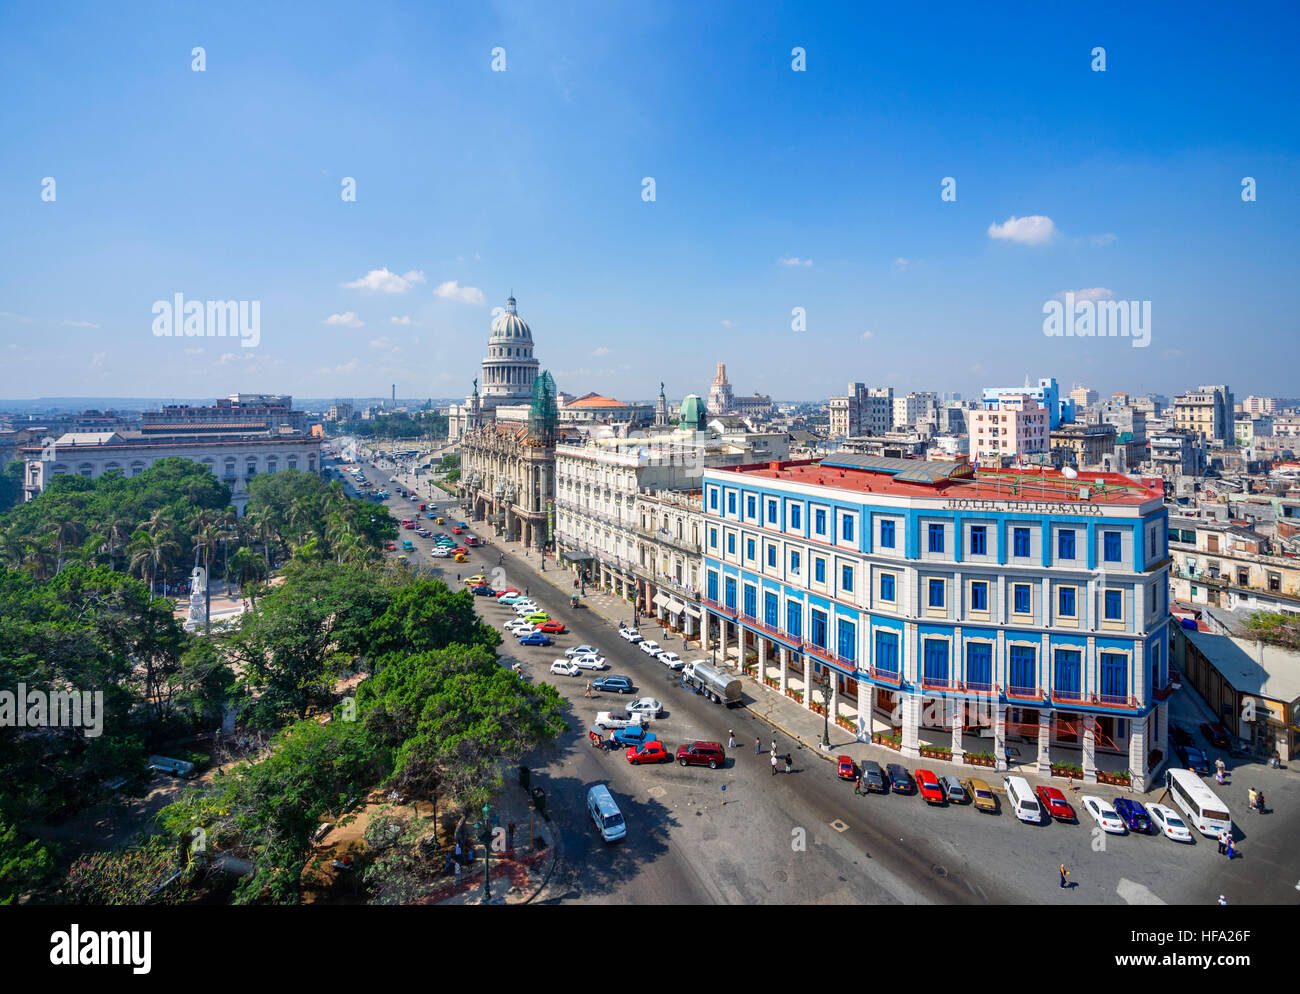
[654,381,669,426]
[707,362,734,415]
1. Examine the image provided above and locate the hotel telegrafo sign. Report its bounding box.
[944,498,1104,516]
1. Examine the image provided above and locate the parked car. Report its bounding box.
[1175,742,1212,775]
[638,640,662,656]
[836,756,856,781]
[618,626,643,643]
[626,741,672,765]
[518,632,553,646]
[494,588,520,598]
[1169,725,1193,747]
[1200,721,1231,748]
[1081,795,1127,834]
[626,697,663,718]
[1148,802,1194,842]
[565,644,599,658]
[1035,785,1076,822]
[657,651,684,670]
[964,778,998,812]
[431,547,450,558]
[471,585,495,596]
[572,654,607,671]
[886,763,912,794]
[1113,797,1153,834]
[587,783,626,844]
[939,775,967,804]
[503,619,534,633]
[860,760,888,793]
[538,621,566,634]
[592,675,634,694]
[676,741,726,769]
[451,526,463,534]
[915,769,945,804]
[594,710,645,729]
[550,660,581,677]
[611,725,658,747]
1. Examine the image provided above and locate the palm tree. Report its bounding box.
[128,530,180,597]
[229,546,268,609]
[286,497,314,548]
[47,518,86,575]
[98,513,135,571]
[20,534,57,580]
[0,524,25,569]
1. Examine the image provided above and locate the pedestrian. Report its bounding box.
[771,739,776,757]
[755,736,761,756]
[854,774,863,796]
[784,754,792,774]
[454,840,463,865]
[525,586,529,597]
[584,680,592,698]
[771,753,778,776]
[1217,894,1227,905]
[457,573,461,582]
[454,861,461,885]
[1226,837,1235,860]
[1059,863,1069,888]
[1217,830,1226,855]
[728,729,736,749]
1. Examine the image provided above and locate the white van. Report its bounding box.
[1002,775,1041,824]
[587,783,627,843]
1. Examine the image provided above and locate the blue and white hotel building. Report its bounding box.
[700,455,1174,789]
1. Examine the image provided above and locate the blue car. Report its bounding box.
[592,675,634,694]
[471,585,495,596]
[611,725,658,747]
[1176,743,1211,775]
[1113,797,1152,834]
[518,632,552,646]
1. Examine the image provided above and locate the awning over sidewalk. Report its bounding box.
[561,549,593,563]
[685,604,701,619]
[666,597,686,614]
[652,592,669,609]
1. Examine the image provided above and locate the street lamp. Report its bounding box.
[479,802,493,899]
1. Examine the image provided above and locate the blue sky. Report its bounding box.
[1,1,1297,404]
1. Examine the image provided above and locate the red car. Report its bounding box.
[538,621,566,634]
[1035,785,1076,822]
[451,525,464,534]
[418,503,426,511]
[403,521,415,530]
[836,755,856,781]
[626,741,671,765]
[915,768,945,804]
[1200,722,1231,748]
[495,588,519,599]
[385,541,396,551]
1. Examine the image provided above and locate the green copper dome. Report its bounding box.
[679,394,707,430]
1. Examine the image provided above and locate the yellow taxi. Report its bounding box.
[435,516,444,525]
[463,574,487,587]
[962,778,998,813]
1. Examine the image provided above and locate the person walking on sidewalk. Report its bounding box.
[771,753,778,776]
[584,680,592,698]
[1217,830,1227,855]
[784,753,792,774]
[771,739,777,756]
[1059,863,1069,889]
[854,774,863,795]
[755,736,761,756]
[728,729,736,749]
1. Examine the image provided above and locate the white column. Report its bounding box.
[1128,715,1148,792]
[829,680,839,725]
[779,646,789,695]
[758,637,767,684]
[994,702,1008,771]
[1037,709,1052,775]
[901,691,921,759]
[951,701,965,763]
[802,653,812,710]
[1082,715,1098,783]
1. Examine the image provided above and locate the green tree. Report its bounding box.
[0,818,56,905]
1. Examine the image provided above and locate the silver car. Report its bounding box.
[938,775,967,804]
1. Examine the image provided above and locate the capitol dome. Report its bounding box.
[490,295,533,343]
[480,294,540,406]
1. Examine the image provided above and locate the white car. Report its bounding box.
[503,620,534,633]
[618,627,643,643]
[430,547,451,558]
[1148,803,1194,842]
[571,653,607,671]
[550,660,581,677]
[565,644,599,658]
[638,640,661,656]
[1081,795,1127,834]
[656,651,684,670]
[626,697,664,718]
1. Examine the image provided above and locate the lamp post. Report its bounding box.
[479,802,493,900]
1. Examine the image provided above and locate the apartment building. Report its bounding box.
[1168,517,1300,618]
[970,394,1050,465]
[1173,385,1235,445]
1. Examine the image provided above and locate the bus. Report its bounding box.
[1166,768,1231,838]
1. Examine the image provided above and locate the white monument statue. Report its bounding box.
[186,565,208,626]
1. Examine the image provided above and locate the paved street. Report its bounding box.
[351,454,1300,906]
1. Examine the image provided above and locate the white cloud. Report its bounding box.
[324,312,364,327]
[860,330,874,340]
[63,319,100,328]
[433,280,485,304]
[1091,232,1117,246]
[778,256,813,267]
[987,215,1057,246]
[593,346,610,356]
[368,337,402,353]
[389,315,416,326]
[341,268,426,293]
[720,319,737,329]
[1055,287,1115,303]
[892,257,912,269]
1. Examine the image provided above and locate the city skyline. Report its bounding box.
[2,2,1298,401]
